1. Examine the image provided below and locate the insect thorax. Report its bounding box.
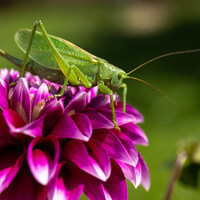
[99,60,125,92]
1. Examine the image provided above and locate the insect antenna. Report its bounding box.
[126,76,181,110]
[127,49,200,76]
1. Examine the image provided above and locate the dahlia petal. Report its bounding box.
[0,69,10,82]
[93,129,138,166]
[27,136,60,185]
[51,113,91,141]
[102,160,128,200]
[62,139,111,181]
[126,104,144,123]
[139,154,150,191]
[40,98,64,136]
[31,83,49,121]
[9,69,19,83]
[115,102,144,123]
[97,108,135,126]
[85,86,98,104]
[25,72,41,86]
[32,83,49,108]
[3,108,44,138]
[29,149,50,185]
[13,116,44,138]
[0,68,150,199]
[84,108,114,129]
[117,160,142,189]
[65,91,86,113]
[0,80,8,110]
[48,162,84,200]
[87,94,110,109]
[0,143,26,193]
[41,98,64,116]
[29,86,38,95]
[0,79,7,89]
[84,160,127,200]
[121,122,148,146]
[10,78,31,123]
[113,130,139,166]
[70,113,92,139]
[42,78,61,91]
[3,108,26,129]
[0,111,19,141]
[0,163,47,200]
[0,69,19,83]
[0,113,12,139]
[83,174,107,200]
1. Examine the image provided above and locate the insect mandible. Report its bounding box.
[0,20,200,129]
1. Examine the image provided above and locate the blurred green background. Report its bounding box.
[0,0,200,199]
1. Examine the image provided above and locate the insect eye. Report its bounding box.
[118,73,123,80]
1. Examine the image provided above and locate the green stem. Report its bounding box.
[164,151,188,200]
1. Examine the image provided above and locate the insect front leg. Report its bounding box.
[98,82,120,130]
[120,83,127,112]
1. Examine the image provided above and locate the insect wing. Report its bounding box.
[14,29,97,70]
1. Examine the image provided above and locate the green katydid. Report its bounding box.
[0,20,199,129]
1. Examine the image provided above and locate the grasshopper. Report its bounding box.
[0,20,199,129]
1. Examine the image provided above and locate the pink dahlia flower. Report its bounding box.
[0,68,150,200]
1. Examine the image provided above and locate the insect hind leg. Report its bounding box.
[72,65,92,88]
[34,20,71,77]
[20,20,74,97]
[18,23,37,79]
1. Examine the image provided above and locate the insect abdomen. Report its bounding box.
[26,60,65,84]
